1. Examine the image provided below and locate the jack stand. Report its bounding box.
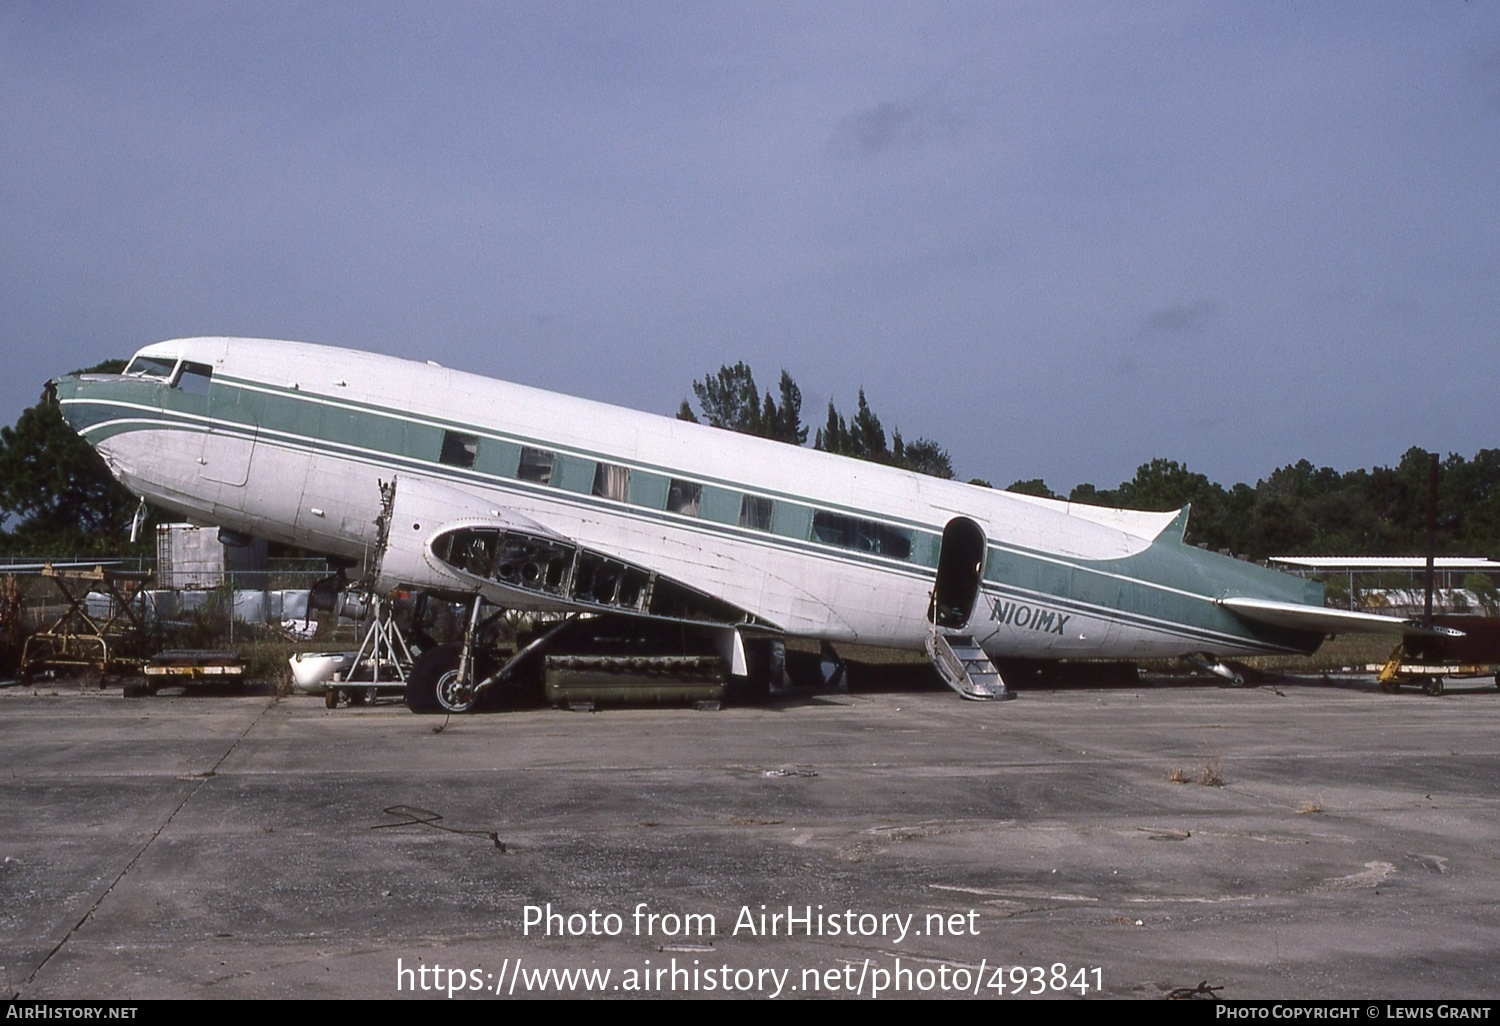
[350,594,414,686]
[326,595,416,708]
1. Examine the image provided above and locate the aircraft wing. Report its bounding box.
[1219,597,1465,638]
[369,475,769,630]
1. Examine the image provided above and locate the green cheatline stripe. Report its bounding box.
[71,405,941,582]
[65,394,1286,650]
[69,381,948,552]
[216,374,953,533]
[976,582,1302,653]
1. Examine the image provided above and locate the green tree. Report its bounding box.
[679,363,806,444]
[682,365,958,478]
[1005,479,1058,499]
[761,370,808,445]
[1057,448,1500,560]
[687,362,763,433]
[892,435,954,479]
[1068,481,1116,507]
[1113,458,1216,512]
[816,388,891,462]
[814,400,849,455]
[849,389,886,459]
[0,393,139,554]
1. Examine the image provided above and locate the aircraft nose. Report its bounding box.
[47,372,99,438]
[47,374,86,432]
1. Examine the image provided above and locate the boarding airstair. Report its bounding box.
[925,630,1010,701]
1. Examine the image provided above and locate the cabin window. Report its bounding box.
[811,510,913,560]
[739,495,774,532]
[123,355,177,381]
[175,362,213,395]
[771,502,812,540]
[517,447,555,485]
[667,479,702,516]
[591,462,630,502]
[626,471,670,509]
[439,430,479,469]
[811,510,854,548]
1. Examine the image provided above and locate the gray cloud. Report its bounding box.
[836,98,963,155]
[1141,300,1221,338]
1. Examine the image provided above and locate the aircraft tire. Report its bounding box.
[405,643,461,713]
[406,643,498,714]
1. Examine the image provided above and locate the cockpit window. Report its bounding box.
[123,355,177,380]
[176,362,213,396]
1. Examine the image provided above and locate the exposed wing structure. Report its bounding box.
[368,475,769,629]
[1219,597,1465,638]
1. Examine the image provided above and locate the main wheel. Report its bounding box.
[436,668,477,712]
[405,643,496,714]
[406,643,459,713]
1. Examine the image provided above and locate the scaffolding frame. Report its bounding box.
[20,564,154,680]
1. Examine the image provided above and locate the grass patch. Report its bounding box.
[1198,758,1223,786]
[1167,759,1223,786]
[1240,632,1402,674]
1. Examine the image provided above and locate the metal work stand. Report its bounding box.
[20,564,153,683]
[324,595,415,707]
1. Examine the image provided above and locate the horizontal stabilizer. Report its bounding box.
[1219,597,1465,638]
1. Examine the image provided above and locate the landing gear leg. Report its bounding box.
[438,596,486,713]
[405,597,492,714]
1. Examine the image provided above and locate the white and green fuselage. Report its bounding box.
[54,337,1329,662]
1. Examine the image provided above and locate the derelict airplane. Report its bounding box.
[49,337,1454,711]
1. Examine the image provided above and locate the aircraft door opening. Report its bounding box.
[195,362,256,487]
[932,516,986,630]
